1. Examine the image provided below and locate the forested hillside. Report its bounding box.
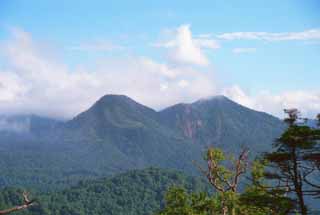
[0,168,209,215]
[0,95,285,190]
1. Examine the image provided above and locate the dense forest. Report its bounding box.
[0,168,209,215]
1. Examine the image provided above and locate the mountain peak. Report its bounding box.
[68,94,157,130]
[194,95,229,103]
[90,94,153,113]
[192,95,240,108]
[97,94,135,104]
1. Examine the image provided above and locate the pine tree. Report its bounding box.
[262,109,320,214]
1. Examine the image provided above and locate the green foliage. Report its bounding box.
[159,165,296,215]
[157,187,216,215]
[159,151,296,215]
[262,116,320,214]
[238,160,296,214]
[0,168,209,215]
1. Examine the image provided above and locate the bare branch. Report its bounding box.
[232,148,249,191]
[192,160,225,192]
[0,191,36,215]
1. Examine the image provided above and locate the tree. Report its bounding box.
[159,148,251,215]
[262,109,320,215]
[159,147,298,215]
[158,187,214,215]
[159,110,320,215]
[0,191,36,214]
[239,160,295,215]
[194,148,249,215]
[159,148,294,215]
[302,112,320,198]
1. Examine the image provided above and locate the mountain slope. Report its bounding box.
[53,94,203,177]
[159,96,285,153]
[0,95,285,189]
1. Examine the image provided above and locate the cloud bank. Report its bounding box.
[0,26,319,119]
[223,86,320,118]
[0,28,217,119]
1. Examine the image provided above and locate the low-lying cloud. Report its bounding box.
[0,116,30,133]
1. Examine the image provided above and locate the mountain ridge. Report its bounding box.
[0,94,285,190]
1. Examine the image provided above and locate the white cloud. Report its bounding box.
[223,85,320,118]
[194,38,220,49]
[160,83,168,91]
[197,34,212,38]
[232,47,256,54]
[0,28,217,119]
[178,80,189,88]
[153,25,220,66]
[0,28,319,119]
[217,29,320,41]
[222,86,255,108]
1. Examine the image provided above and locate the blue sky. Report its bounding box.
[0,0,319,118]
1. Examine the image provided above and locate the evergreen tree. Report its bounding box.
[239,160,295,215]
[262,109,320,214]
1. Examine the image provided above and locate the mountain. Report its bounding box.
[159,96,284,153]
[0,168,210,215]
[0,95,285,190]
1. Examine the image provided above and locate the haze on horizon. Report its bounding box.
[0,0,319,119]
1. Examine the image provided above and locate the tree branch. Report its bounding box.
[0,191,36,215]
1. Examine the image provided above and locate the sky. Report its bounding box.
[0,0,319,119]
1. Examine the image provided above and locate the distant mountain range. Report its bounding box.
[0,95,285,189]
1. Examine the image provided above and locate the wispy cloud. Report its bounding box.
[232,47,256,54]
[217,29,320,41]
[194,38,220,49]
